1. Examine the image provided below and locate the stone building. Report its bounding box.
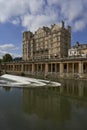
[2,22,87,79]
[22,21,71,61]
[68,48,78,57]
[68,42,87,57]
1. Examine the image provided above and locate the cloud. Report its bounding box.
[0,50,21,59]
[74,20,86,32]
[0,43,19,58]
[10,18,20,25]
[0,44,18,50]
[11,53,22,58]
[21,12,58,32]
[0,50,7,57]
[0,0,87,32]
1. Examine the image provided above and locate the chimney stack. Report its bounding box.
[62,21,64,28]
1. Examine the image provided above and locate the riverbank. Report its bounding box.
[4,71,87,83]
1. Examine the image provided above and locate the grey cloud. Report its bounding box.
[0,0,87,32]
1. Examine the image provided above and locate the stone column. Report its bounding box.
[41,64,42,72]
[79,62,83,74]
[21,64,24,72]
[45,63,48,76]
[60,63,63,77]
[72,63,74,73]
[13,64,15,72]
[79,62,83,78]
[32,64,34,74]
[60,63,63,73]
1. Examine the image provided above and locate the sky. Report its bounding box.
[0,0,87,58]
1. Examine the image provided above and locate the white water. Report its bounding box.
[0,74,61,88]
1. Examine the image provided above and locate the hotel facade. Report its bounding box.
[1,22,87,79]
[23,21,71,61]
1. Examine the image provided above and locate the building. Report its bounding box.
[2,22,87,79]
[2,57,87,79]
[68,42,87,57]
[23,21,71,61]
[68,48,78,57]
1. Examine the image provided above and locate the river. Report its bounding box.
[0,79,87,130]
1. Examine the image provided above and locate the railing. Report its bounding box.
[1,56,87,64]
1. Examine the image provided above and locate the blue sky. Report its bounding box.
[0,0,87,58]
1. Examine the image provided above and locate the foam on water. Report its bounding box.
[0,74,61,88]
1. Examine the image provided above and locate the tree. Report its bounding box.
[0,59,2,63]
[3,53,13,62]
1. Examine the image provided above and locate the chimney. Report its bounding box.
[67,25,71,33]
[62,21,64,28]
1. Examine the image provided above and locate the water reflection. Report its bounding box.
[60,79,87,98]
[23,88,71,121]
[3,86,11,91]
[0,79,87,130]
[22,80,87,123]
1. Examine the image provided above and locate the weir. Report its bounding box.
[0,74,61,88]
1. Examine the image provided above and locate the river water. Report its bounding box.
[0,79,87,130]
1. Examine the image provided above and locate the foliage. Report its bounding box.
[0,59,2,63]
[3,53,13,62]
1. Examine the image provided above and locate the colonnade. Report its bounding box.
[2,61,87,77]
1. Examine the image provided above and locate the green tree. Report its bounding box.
[0,59,2,63]
[3,53,13,62]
